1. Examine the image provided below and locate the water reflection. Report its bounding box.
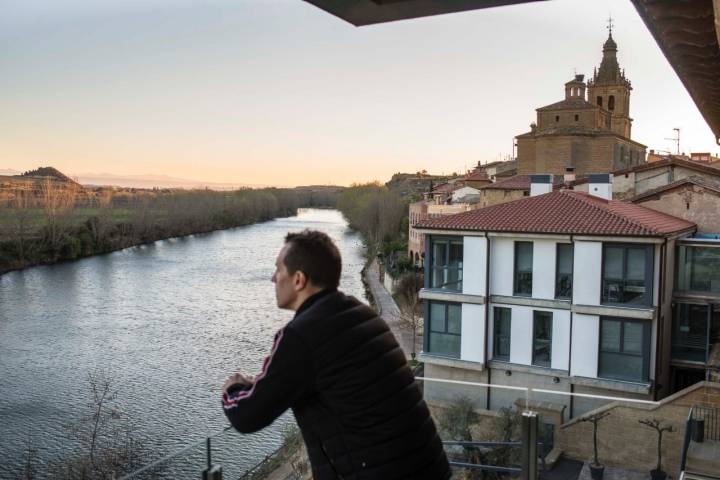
[0,209,366,477]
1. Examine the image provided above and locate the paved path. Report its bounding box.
[364,259,421,359]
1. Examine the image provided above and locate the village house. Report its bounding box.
[409,180,477,267]
[609,156,720,200]
[415,175,704,420]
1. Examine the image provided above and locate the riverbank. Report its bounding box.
[0,210,294,276]
[0,186,342,275]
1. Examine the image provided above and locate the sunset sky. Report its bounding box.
[2,0,718,187]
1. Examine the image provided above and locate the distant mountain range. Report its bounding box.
[76,172,269,190]
[0,169,271,189]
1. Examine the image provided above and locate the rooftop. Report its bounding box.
[480,174,563,191]
[631,175,720,203]
[614,156,720,177]
[415,189,696,237]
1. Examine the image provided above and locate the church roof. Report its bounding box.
[536,98,597,112]
[590,32,629,86]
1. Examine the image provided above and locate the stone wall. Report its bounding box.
[634,184,720,233]
[557,382,720,477]
[479,189,526,208]
[517,134,644,177]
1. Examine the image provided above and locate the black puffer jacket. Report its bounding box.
[223,290,450,479]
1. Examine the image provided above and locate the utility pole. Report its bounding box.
[665,128,680,155]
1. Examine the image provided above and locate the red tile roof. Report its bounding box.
[631,176,720,202]
[464,171,490,182]
[613,156,720,177]
[415,190,696,237]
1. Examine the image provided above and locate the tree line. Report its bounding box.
[336,182,419,276]
[0,179,339,274]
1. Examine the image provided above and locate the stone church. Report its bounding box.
[516,30,647,176]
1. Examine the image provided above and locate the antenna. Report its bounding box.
[664,128,680,155]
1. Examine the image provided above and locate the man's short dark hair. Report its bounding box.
[284,230,342,289]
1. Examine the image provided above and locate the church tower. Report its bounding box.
[587,20,633,138]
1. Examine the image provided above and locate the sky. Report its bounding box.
[1,0,718,187]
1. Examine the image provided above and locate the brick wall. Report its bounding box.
[557,382,720,477]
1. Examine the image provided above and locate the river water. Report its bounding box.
[0,209,366,478]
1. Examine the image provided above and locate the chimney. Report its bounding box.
[564,166,576,184]
[530,174,553,196]
[589,174,612,200]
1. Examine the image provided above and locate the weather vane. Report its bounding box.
[607,15,614,35]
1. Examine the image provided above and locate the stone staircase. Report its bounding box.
[685,439,720,479]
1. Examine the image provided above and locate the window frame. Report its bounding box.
[532,310,553,368]
[493,307,512,362]
[514,241,533,297]
[555,243,574,300]
[428,235,464,292]
[600,243,654,307]
[598,317,651,383]
[424,301,462,359]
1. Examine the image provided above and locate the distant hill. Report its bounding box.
[75,172,267,190]
[385,172,453,198]
[21,167,79,186]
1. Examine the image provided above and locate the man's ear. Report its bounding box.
[293,270,308,291]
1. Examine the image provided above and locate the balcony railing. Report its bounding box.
[118,376,661,480]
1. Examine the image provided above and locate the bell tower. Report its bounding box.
[587,18,633,138]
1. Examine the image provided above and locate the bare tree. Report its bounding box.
[40,177,78,251]
[638,418,675,476]
[51,370,150,479]
[580,411,610,468]
[87,189,114,250]
[394,271,424,360]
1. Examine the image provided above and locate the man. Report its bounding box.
[222,229,450,479]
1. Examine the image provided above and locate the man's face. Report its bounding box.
[272,244,298,310]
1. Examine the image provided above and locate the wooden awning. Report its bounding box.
[303,0,544,26]
[631,0,720,144]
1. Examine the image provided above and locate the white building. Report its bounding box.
[415,175,697,420]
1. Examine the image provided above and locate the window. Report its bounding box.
[597,96,603,107]
[574,114,579,122]
[555,115,560,122]
[671,304,709,362]
[514,242,533,296]
[555,243,573,299]
[599,317,649,382]
[676,246,720,293]
[493,307,511,361]
[427,302,462,358]
[532,311,553,367]
[602,244,653,306]
[430,237,463,291]
[608,95,615,110]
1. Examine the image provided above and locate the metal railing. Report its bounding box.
[118,376,661,480]
[691,404,720,442]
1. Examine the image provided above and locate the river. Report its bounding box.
[0,208,367,478]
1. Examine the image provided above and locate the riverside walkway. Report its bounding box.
[363,259,421,359]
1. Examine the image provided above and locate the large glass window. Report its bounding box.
[430,237,463,291]
[601,244,653,306]
[599,317,649,382]
[555,243,573,299]
[427,302,462,358]
[676,246,720,294]
[514,242,533,296]
[493,307,511,361]
[671,304,709,362]
[532,311,553,367]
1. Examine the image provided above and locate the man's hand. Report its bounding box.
[223,372,255,395]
